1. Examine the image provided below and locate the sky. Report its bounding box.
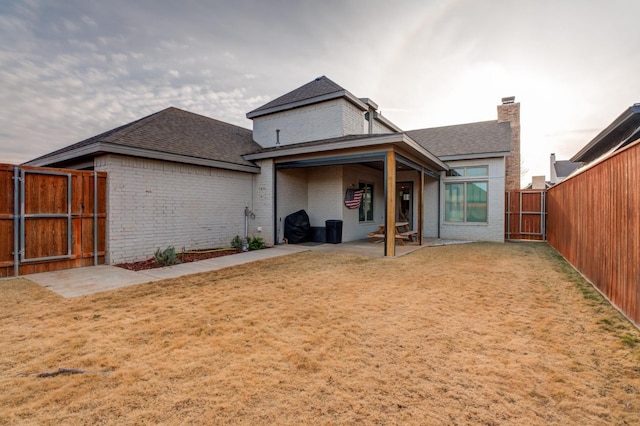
[2,0,639,186]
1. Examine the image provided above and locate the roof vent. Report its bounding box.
[502,96,515,104]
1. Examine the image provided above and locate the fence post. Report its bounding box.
[94,171,98,266]
[13,166,20,276]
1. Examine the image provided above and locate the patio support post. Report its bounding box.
[418,167,424,246]
[384,150,396,257]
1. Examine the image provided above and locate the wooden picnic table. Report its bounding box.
[367,221,418,245]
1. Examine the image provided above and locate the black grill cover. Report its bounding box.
[284,210,311,244]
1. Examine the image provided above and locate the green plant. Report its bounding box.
[248,236,265,251]
[154,246,179,266]
[231,235,243,251]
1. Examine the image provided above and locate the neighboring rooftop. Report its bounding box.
[572,103,640,163]
[406,120,512,160]
[26,107,261,171]
[554,160,581,179]
[246,76,368,119]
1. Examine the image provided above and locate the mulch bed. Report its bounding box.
[115,249,241,271]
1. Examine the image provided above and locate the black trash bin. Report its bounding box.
[325,220,343,244]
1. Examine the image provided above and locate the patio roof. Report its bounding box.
[243,133,448,172]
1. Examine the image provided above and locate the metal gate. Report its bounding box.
[505,190,547,241]
[0,164,107,277]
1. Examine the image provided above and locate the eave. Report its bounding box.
[24,142,261,174]
[571,103,640,163]
[244,133,448,171]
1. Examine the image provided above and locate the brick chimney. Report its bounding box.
[497,96,521,190]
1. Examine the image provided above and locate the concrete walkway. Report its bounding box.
[23,245,309,298]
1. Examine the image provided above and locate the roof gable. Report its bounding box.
[246,76,367,119]
[406,120,511,160]
[27,107,261,170]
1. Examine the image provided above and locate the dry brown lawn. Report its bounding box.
[1,242,640,425]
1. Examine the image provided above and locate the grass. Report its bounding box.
[1,242,640,424]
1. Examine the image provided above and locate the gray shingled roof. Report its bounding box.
[27,107,261,168]
[406,120,511,159]
[571,103,640,163]
[247,76,344,117]
[554,160,581,178]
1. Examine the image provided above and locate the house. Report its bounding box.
[25,76,520,261]
[570,103,640,164]
[550,153,580,185]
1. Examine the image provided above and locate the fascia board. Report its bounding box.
[243,134,403,160]
[26,142,260,174]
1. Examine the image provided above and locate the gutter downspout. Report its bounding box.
[437,176,441,239]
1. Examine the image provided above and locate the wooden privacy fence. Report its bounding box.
[0,164,107,277]
[547,140,640,325]
[505,190,547,241]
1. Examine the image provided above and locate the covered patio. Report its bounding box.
[244,133,449,257]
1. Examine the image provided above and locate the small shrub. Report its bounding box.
[248,236,265,251]
[231,235,243,251]
[154,246,179,266]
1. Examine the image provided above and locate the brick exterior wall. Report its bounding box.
[251,159,275,246]
[253,99,366,147]
[307,166,343,226]
[498,99,521,190]
[95,154,267,264]
[439,157,505,242]
[276,168,309,244]
[371,118,395,133]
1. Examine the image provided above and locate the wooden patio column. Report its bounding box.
[418,167,424,246]
[385,150,396,257]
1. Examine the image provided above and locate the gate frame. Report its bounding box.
[505,190,547,241]
[19,168,73,263]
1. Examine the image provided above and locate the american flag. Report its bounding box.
[344,189,365,209]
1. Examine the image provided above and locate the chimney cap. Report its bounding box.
[501,96,515,104]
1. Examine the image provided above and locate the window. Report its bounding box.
[445,182,488,223]
[446,166,488,177]
[359,182,374,222]
[444,166,488,223]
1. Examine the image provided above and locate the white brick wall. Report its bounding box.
[343,102,367,135]
[307,166,343,226]
[251,159,275,246]
[372,119,395,134]
[95,154,265,264]
[438,157,505,242]
[253,99,367,147]
[276,168,309,244]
